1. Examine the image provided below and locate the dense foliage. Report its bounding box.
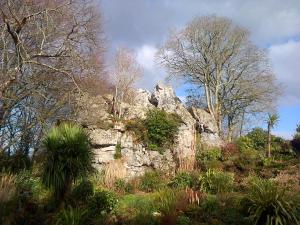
[126,109,182,153]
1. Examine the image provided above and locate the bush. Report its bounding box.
[196,147,222,170]
[42,123,93,205]
[88,190,118,216]
[140,171,163,192]
[114,179,134,194]
[291,134,300,155]
[199,169,234,194]
[201,194,220,217]
[126,109,182,153]
[237,136,255,152]
[15,170,48,202]
[55,206,87,225]
[246,128,268,151]
[72,179,94,203]
[177,215,191,225]
[244,178,300,225]
[170,172,193,189]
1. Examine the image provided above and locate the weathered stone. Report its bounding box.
[123,89,154,120]
[151,84,196,165]
[79,84,222,178]
[189,107,222,147]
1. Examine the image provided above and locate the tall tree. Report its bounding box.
[158,16,280,137]
[267,113,279,158]
[0,0,105,165]
[111,47,143,118]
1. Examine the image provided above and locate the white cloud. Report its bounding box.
[269,40,300,105]
[136,45,157,70]
[135,45,167,90]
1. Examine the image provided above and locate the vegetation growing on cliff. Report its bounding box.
[126,108,182,153]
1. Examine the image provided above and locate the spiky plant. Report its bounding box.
[55,206,87,225]
[42,123,93,206]
[246,178,299,225]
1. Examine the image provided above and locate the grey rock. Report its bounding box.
[79,84,222,179]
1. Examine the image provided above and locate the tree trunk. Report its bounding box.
[267,123,271,158]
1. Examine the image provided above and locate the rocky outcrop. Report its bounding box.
[190,107,222,147]
[90,128,176,179]
[79,84,222,179]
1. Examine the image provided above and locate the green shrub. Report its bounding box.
[144,109,182,152]
[201,194,220,217]
[88,189,118,216]
[245,178,300,225]
[15,170,48,201]
[72,179,94,202]
[114,142,122,159]
[177,215,191,225]
[170,172,193,189]
[237,136,255,152]
[55,206,87,225]
[42,123,93,205]
[115,193,158,224]
[196,147,222,170]
[114,179,134,194]
[246,128,268,151]
[126,109,182,153]
[140,171,163,192]
[199,169,234,194]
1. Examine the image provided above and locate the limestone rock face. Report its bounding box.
[90,127,175,179]
[123,89,154,120]
[151,84,196,164]
[80,84,222,179]
[190,107,223,147]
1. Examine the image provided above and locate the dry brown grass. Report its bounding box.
[177,154,196,172]
[273,164,300,192]
[104,158,127,188]
[0,173,16,203]
[185,187,200,205]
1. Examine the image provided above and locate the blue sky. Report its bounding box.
[100,0,300,139]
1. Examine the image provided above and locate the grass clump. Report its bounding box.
[114,142,122,159]
[199,169,234,194]
[88,189,118,216]
[140,171,164,192]
[244,178,300,225]
[170,172,193,189]
[55,206,87,225]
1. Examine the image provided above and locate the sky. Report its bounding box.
[100,0,300,139]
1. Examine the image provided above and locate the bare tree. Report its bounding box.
[158,16,280,138]
[0,0,106,163]
[111,47,143,118]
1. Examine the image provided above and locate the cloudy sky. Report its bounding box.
[100,0,300,139]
